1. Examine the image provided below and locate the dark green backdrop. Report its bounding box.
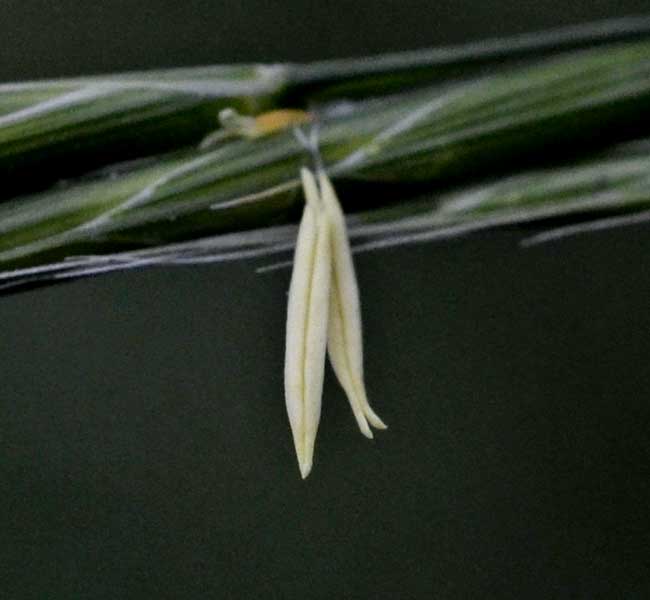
[1,2,649,598]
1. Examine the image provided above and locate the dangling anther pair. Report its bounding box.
[284,159,387,479]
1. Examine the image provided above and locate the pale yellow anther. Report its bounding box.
[201,108,313,149]
[284,167,386,479]
[253,109,312,136]
[318,171,387,434]
[284,168,331,479]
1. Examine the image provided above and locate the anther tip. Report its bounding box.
[360,421,374,439]
[299,458,312,480]
[366,411,388,430]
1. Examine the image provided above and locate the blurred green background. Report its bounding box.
[1,2,649,598]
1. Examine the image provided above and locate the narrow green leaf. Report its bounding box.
[2,27,650,292]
